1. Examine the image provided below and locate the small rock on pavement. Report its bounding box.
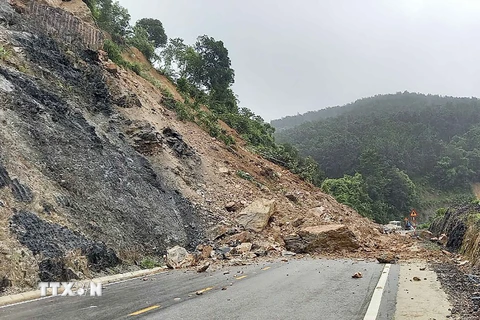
[197,262,210,273]
[281,250,296,257]
[352,272,363,279]
[413,277,421,281]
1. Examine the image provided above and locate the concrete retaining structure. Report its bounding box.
[24,0,103,50]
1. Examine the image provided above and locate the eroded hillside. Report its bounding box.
[0,0,404,295]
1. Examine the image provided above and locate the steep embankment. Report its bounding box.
[0,0,401,295]
[430,204,480,267]
[0,0,206,292]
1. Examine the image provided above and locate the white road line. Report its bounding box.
[363,263,391,320]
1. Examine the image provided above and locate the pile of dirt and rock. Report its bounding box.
[0,0,413,295]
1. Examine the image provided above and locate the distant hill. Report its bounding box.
[275,92,480,222]
[270,107,347,131]
[270,91,474,131]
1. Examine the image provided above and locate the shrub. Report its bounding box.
[139,257,160,269]
[128,62,143,75]
[0,46,11,60]
[103,39,125,66]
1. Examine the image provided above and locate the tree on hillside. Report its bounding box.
[321,173,374,219]
[161,38,203,82]
[135,18,168,48]
[194,35,235,93]
[127,25,156,61]
[93,0,131,41]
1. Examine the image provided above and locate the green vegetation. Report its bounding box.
[135,18,168,48]
[85,0,321,184]
[103,39,124,65]
[418,207,448,230]
[139,257,161,269]
[0,46,11,60]
[275,92,480,223]
[468,211,480,226]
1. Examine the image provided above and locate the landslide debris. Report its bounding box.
[0,0,417,296]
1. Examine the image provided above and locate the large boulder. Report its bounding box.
[166,246,194,269]
[283,224,360,253]
[236,199,275,232]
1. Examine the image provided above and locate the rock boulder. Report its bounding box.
[236,199,275,232]
[166,246,193,269]
[283,224,359,253]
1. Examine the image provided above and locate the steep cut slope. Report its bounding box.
[430,203,480,268]
[0,0,207,292]
[0,0,404,295]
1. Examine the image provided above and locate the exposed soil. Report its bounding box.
[472,183,480,199]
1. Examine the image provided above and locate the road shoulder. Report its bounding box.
[395,261,451,319]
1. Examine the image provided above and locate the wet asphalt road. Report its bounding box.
[0,258,399,320]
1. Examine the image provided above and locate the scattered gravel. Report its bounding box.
[433,262,480,319]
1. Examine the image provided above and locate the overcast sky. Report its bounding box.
[118,0,480,121]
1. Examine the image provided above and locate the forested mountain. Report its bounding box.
[270,92,477,131]
[270,107,349,131]
[275,92,480,223]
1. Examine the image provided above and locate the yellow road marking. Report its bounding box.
[262,267,271,271]
[195,286,214,294]
[129,305,160,316]
[236,275,247,280]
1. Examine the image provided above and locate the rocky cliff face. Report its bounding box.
[430,204,480,267]
[0,0,207,292]
[0,0,392,295]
